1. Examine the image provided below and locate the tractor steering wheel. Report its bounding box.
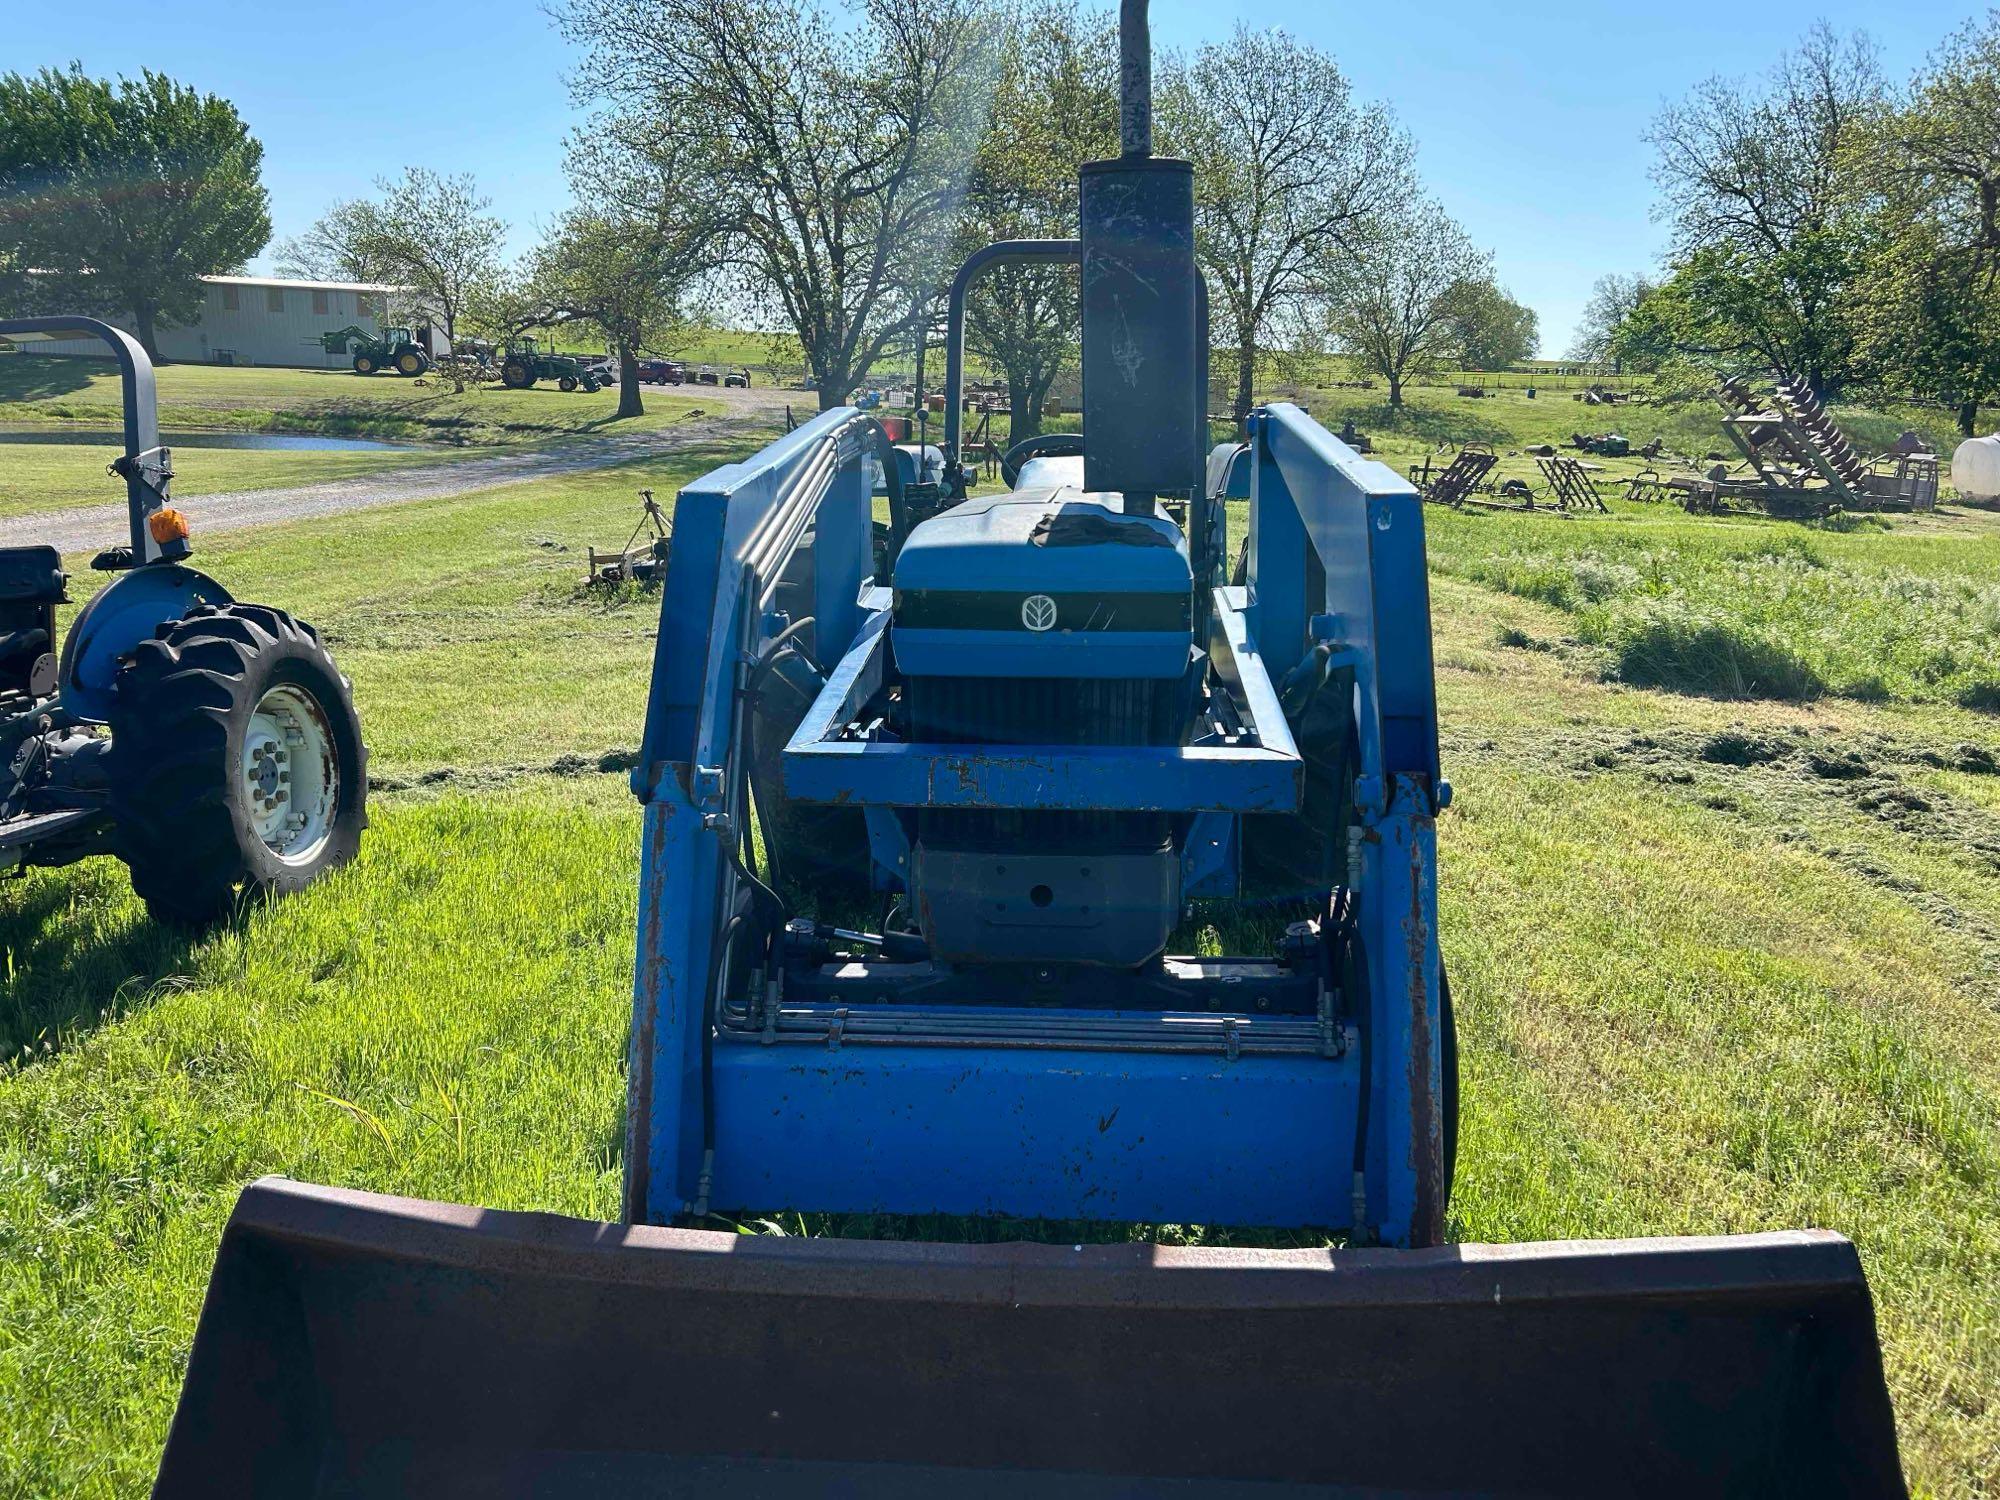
[1000,432,1085,489]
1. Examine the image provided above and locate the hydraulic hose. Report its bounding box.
[694,910,748,1218]
[1335,881,1372,1243]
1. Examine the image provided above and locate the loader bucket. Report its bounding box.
[155,1178,1904,1499]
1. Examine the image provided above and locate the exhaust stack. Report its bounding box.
[1120,0,1152,158]
[1080,0,1199,504]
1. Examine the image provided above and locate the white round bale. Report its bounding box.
[1952,434,2000,501]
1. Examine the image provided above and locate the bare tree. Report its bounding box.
[1325,208,1487,406]
[1645,23,1882,391]
[560,0,999,410]
[272,198,393,283]
[1160,25,1413,424]
[370,168,507,345]
[528,131,722,418]
[1568,272,1658,366]
[961,2,1117,443]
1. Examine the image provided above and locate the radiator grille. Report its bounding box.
[904,674,1186,746]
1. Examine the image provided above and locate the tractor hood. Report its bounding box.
[891,487,1191,680]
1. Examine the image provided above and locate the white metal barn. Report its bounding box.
[22,275,425,368]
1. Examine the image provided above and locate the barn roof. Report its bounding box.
[201,274,405,293]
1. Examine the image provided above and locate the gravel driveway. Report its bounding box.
[0,388,792,553]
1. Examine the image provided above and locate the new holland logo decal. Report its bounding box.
[1020,593,1058,631]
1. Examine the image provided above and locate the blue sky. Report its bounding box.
[5,0,1980,350]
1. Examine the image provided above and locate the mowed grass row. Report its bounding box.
[0,442,1994,1490]
[0,355,713,446]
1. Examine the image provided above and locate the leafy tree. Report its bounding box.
[1325,208,1487,406]
[1854,220,2000,437]
[959,2,1117,443]
[1644,23,1881,394]
[0,66,269,358]
[1607,281,1682,373]
[1442,278,1537,369]
[1160,25,1412,424]
[1854,14,2000,435]
[1568,272,1658,367]
[560,0,999,410]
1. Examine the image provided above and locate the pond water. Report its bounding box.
[0,426,409,452]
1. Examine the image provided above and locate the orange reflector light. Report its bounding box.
[149,508,191,545]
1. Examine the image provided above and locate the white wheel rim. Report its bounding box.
[241,684,340,866]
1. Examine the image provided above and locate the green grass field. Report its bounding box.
[0,367,1996,1495]
[0,354,715,446]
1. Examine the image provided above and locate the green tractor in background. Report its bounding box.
[499,336,603,393]
[318,325,430,377]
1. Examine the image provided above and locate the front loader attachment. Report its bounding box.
[154,1178,1903,1499]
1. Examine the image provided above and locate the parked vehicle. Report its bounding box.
[0,318,368,923]
[498,337,602,393]
[317,325,428,377]
[636,359,687,385]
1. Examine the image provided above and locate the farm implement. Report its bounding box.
[153,6,1904,1494]
[1634,374,1940,518]
[317,323,429,377]
[0,318,367,923]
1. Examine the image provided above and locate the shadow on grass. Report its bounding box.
[0,354,99,406]
[1318,400,1516,448]
[0,866,200,1060]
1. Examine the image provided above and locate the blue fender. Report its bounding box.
[58,564,234,724]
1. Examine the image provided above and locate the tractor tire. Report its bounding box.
[106,603,368,926]
[502,359,535,389]
[559,375,579,393]
[353,354,377,375]
[395,349,426,376]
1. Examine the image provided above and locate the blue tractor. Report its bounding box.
[152,6,1903,1493]
[0,318,367,922]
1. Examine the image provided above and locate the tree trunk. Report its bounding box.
[817,359,850,412]
[1025,381,1050,445]
[617,345,644,420]
[1008,371,1035,444]
[1233,334,1256,426]
[133,301,161,362]
[1387,369,1404,408]
[1958,397,1979,439]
